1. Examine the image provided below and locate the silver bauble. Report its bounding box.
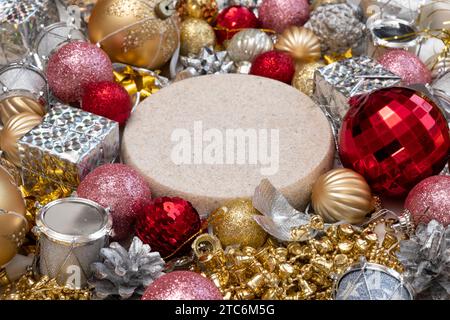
[226,29,273,63]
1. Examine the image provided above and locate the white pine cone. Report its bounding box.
[305,3,365,54]
[89,237,165,299]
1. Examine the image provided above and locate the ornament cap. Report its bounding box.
[155,0,178,19]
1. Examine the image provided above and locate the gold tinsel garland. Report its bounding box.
[192,216,403,300]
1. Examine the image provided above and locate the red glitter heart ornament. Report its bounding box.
[339,87,450,197]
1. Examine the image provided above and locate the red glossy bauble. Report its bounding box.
[142,271,223,300]
[135,197,201,258]
[249,50,295,84]
[46,41,113,104]
[77,163,152,240]
[339,87,450,197]
[81,81,132,126]
[215,6,259,44]
[405,175,450,227]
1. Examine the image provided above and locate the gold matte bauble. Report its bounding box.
[88,0,179,69]
[0,112,43,167]
[292,61,325,96]
[210,199,268,248]
[275,26,321,64]
[311,168,374,224]
[180,18,216,56]
[0,94,45,125]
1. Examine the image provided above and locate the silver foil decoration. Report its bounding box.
[89,237,165,299]
[0,0,62,66]
[313,56,401,123]
[397,220,450,300]
[19,103,119,190]
[178,46,234,78]
[0,0,48,24]
[252,179,316,242]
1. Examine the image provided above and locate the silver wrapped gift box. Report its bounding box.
[18,103,119,197]
[313,56,401,122]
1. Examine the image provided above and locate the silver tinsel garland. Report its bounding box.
[89,237,165,299]
[397,220,450,300]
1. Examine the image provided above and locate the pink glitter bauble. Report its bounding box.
[77,163,152,240]
[259,0,310,33]
[405,175,450,227]
[46,41,113,104]
[141,271,223,300]
[378,49,432,85]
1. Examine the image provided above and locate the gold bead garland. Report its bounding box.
[193,216,403,300]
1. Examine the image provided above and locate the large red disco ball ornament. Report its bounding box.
[339,87,450,197]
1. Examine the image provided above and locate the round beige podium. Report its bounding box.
[122,74,334,216]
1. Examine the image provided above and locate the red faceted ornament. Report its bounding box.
[81,81,132,126]
[339,87,450,197]
[135,197,201,258]
[215,6,259,44]
[249,50,295,84]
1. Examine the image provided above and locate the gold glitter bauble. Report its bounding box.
[210,199,268,248]
[0,94,45,125]
[0,112,42,167]
[180,18,216,56]
[178,0,218,22]
[88,0,179,69]
[227,29,273,63]
[311,168,374,224]
[275,26,321,64]
[292,61,325,96]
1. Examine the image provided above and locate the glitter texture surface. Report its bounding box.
[77,163,152,240]
[46,41,113,104]
[141,271,223,300]
[259,0,310,34]
[405,175,450,227]
[249,50,295,84]
[210,199,268,248]
[81,81,132,126]
[378,49,432,85]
